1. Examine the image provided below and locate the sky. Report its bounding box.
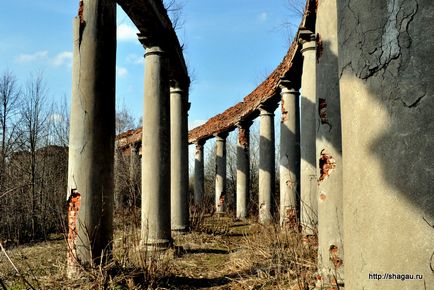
[0,0,302,130]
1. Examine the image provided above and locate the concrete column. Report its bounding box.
[114,148,122,210]
[67,0,116,277]
[236,120,252,219]
[140,44,171,249]
[338,0,434,288]
[279,80,301,227]
[259,103,277,224]
[194,140,205,205]
[315,0,344,286]
[299,32,317,234]
[129,145,139,184]
[215,132,228,214]
[170,84,189,232]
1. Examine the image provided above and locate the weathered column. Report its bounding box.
[279,80,300,227]
[338,0,434,289]
[315,0,344,287]
[299,31,317,234]
[215,132,228,214]
[67,0,116,277]
[129,145,139,185]
[139,42,171,249]
[170,83,189,232]
[194,140,205,205]
[114,148,122,210]
[258,103,277,224]
[236,120,252,219]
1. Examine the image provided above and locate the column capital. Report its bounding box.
[236,119,253,129]
[298,30,316,54]
[298,29,315,43]
[214,132,229,141]
[259,102,279,116]
[170,80,190,112]
[194,139,206,148]
[138,34,165,56]
[170,79,189,93]
[279,79,300,95]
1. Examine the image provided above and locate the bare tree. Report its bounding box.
[287,0,305,17]
[248,122,260,217]
[49,94,70,147]
[0,71,68,243]
[116,103,137,135]
[19,73,50,238]
[280,0,306,44]
[0,70,21,191]
[204,139,216,201]
[163,0,185,31]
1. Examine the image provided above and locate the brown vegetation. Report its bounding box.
[0,215,317,289]
[0,70,69,244]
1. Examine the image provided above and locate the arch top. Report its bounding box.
[116,0,189,85]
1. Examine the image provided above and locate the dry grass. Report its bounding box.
[0,216,318,289]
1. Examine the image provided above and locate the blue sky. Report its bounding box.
[0,0,301,129]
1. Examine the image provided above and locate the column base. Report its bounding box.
[139,238,172,251]
[215,208,225,215]
[236,215,247,221]
[215,211,226,218]
[171,225,189,235]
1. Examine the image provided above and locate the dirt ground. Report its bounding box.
[0,216,318,289]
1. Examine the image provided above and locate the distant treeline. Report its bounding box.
[0,70,70,243]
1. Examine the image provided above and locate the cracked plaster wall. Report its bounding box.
[338,0,434,288]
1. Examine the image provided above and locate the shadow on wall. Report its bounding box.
[296,27,434,223]
[338,0,434,222]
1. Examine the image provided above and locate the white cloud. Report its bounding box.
[16,51,48,63]
[116,66,128,77]
[117,23,139,42]
[126,54,144,65]
[257,12,268,23]
[16,50,73,68]
[52,51,73,67]
[188,119,206,130]
[49,113,64,123]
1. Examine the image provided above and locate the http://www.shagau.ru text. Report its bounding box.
[369,273,423,281]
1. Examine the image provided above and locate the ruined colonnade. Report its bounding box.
[69,0,434,288]
[185,0,434,288]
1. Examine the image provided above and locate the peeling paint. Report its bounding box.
[316,33,323,63]
[67,189,81,271]
[318,98,332,130]
[238,127,249,150]
[318,149,336,183]
[195,142,203,156]
[319,192,327,201]
[283,206,298,229]
[78,0,86,48]
[259,203,267,214]
[281,98,288,123]
[329,245,343,269]
[218,192,225,208]
[78,0,84,23]
[285,179,297,190]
